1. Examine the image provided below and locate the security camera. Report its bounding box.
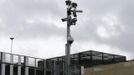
[71,9,83,17]
[65,0,71,6]
[70,18,77,25]
[10,37,14,40]
[61,16,71,22]
[61,17,68,22]
[72,2,77,8]
[67,35,74,44]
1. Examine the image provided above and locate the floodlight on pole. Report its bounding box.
[10,37,14,54]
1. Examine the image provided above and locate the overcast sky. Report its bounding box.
[0,0,134,60]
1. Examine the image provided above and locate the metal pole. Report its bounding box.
[65,43,71,75]
[1,52,5,75]
[66,5,71,75]
[10,37,14,54]
[62,1,82,75]
[9,37,14,75]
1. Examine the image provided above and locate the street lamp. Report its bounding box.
[61,0,83,75]
[10,37,14,54]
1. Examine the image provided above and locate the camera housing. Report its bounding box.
[61,16,71,22]
[72,9,83,17]
[67,35,74,44]
[70,18,77,25]
[72,2,77,8]
[65,0,71,6]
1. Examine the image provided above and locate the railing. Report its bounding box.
[0,52,46,75]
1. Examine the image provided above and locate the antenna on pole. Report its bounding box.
[61,0,83,75]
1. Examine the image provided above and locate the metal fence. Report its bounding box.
[0,52,46,75]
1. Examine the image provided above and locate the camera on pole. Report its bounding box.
[61,16,71,22]
[67,35,74,44]
[65,0,71,6]
[61,0,83,75]
[70,18,77,25]
[61,0,83,25]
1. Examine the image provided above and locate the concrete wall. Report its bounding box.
[84,61,134,75]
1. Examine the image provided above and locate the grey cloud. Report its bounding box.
[71,0,134,55]
[0,20,65,39]
[0,0,65,39]
[0,0,134,58]
[11,0,64,16]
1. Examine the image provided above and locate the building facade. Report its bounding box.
[84,60,134,75]
[0,50,126,75]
